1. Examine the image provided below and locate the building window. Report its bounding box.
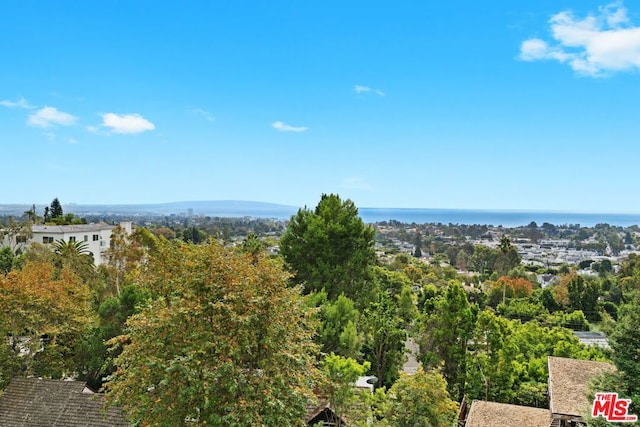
[93,234,99,241]
[16,235,27,244]
[69,236,76,242]
[42,236,54,244]
[84,235,88,242]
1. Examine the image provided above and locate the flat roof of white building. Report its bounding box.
[32,222,115,233]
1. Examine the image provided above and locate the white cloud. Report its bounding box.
[354,84,385,96]
[0,97,34,109]
[272,120,308,132]
[28,106,77,127]
[100,113,155,134]
[520,38,550,61]
[340,177,372,191]
[519,1,640,76]
[191,108,215,122]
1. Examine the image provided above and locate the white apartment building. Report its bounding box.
[28,221,132,265]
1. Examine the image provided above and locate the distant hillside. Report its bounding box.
[0,201,299,219]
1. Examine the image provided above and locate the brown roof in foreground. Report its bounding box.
[306,398,347,426]
[0,377,128,427]
[548,356,616,417]
[465,400,551,427]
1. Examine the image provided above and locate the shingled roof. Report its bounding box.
[548,356,616,418]
[306,397,347,426]
[0,377,128,427]
[464,400,551,427]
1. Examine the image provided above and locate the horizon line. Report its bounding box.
[2,200,640,216]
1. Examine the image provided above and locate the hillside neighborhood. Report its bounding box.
[1,196,640,426]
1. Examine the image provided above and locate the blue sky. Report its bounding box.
[2,1,640,212]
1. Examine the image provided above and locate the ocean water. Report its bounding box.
[251,206,640,227]
[356,208,640,228]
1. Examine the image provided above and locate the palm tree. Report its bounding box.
[52,239,95,281]
[53,239,91,257]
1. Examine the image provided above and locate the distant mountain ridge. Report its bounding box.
[0,200,299,218]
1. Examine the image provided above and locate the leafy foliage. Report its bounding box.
[419,281,474,400]
[0,247,15,274]
[102,225,156,298]
[0,262,93,385]
[361,292,407,388]
[487,276,534,306]
[385,367,458,427]
[280,194,376,303]
[495,236,521,275]
[563,272,601,321]
[320,353,371,425]
[318,294,364,359]
[76,284,149,390]
[467,309,607,407]
[105,240,319,426]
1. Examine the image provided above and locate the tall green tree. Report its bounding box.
[49,197,63,219]
[361,292,407,388]
[280,194,376,303]
[494,235,521,275]
[471,245,498,276]
[564,273,601,321]
[105,240,319,426]
[419,281,474,400]
[397,284,419,330]
[318,294,364,359]
[103,225,153,297]
[413,232,423,258]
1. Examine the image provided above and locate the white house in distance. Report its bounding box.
[29,221,132,266]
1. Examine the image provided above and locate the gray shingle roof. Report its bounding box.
[464,400,551,427]
[548,356,616,417]
[0,377,128,427]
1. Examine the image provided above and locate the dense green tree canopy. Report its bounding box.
[106,240,319,426]
[318,294,363,359]
[362,292,407,388]
[385,367,458,427]
[0,262,93,386]
[279,194,376,303]
[419,281,474,400]
[466,309,606,407]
